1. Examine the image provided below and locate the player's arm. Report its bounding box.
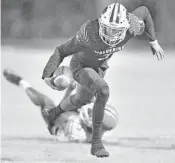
[42,37,84,80]
[42,21,90,89]
[131,6,156,41]
[130,6,164,60]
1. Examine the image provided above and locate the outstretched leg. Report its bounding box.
[3,69,56,125]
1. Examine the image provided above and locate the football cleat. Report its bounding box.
[91,143,109,158]
[3,69,22,86]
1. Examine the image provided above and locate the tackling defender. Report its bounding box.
[3,69,118,142]
[42,3,164,157]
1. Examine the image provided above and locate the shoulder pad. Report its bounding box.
[76,20,91,44]
[128,13,145,36]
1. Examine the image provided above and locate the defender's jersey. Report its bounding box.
[42,6,156,78]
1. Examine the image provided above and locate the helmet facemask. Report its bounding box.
[79,104,93,128]
[99,3,130,46]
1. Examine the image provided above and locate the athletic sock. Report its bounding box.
[92,123,103,145]
[20,80,32,90]
[92,100,105,145]
[91,86,109,146]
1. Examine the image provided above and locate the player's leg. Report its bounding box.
[3,68,22,86]
[44,81,94,135]
[60,83,94,112]
[71,67,110,157]
[79,103,118,143]
[61,80,77,101]
[60,67,106,113]
[3,68,55,108]
[54,67,109,155]
[43,66,109,157]
[3,69,56,124]
[62,68,109,157]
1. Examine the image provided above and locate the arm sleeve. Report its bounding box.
[42,21,90,79]
[129,6,157,41]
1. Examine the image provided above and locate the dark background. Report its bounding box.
[1,0,175,47]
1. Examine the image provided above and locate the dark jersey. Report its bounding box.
[42,6,157,79]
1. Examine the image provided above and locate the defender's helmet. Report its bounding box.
[79,103,93,128]
[99,3,130,46]
[79,103,119,131]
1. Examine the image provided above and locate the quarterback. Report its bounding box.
[42,3,164,157]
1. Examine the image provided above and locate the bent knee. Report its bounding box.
[71,95,92,108]
[96,84,110,99]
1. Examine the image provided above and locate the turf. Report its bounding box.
[1,45,175,163]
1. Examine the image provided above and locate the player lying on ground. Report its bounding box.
[3,69,118,143]
[42,3,164,157]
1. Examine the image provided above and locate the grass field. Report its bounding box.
[1,45,175,163]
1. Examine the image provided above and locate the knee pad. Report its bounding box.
[96,84,110,100]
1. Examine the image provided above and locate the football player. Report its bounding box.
[42,3,164,157]
[3,69,118,143]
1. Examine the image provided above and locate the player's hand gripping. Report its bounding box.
[150,40,164,60]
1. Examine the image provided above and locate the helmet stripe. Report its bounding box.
[116,4,120,23]
[109,3,116,22]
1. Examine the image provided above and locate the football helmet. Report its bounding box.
[79,103,93,128]
[99,3,130,46]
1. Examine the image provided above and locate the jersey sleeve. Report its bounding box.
[129,6,157,41]
[42,21,90,79]
[75,20,90,45]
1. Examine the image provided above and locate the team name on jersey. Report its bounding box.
[94,45,125,60]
